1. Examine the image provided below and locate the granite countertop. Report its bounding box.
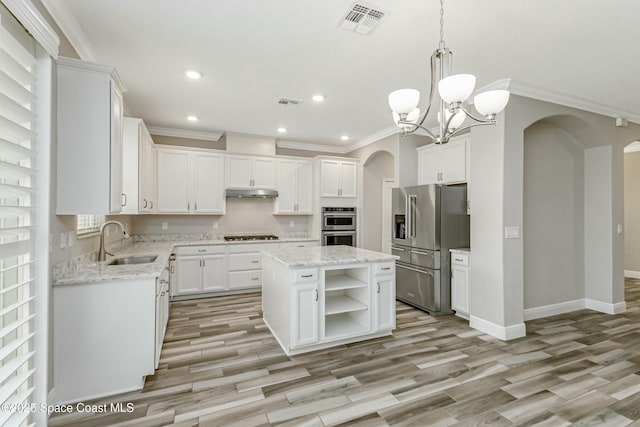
[53,242,174,286]
[53,237,321,286]
[450,248,471,254]
[262,245,399,268]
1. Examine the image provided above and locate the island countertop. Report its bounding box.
[261,245,398,268]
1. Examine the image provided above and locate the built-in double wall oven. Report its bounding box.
[322,207,357,246]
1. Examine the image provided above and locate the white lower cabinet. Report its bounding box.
[155,267,170,367]
[263,259,395,356]
[450,250,470,318]
[174,246,226,296]
[374,263,396,331]
[293,281,320,347]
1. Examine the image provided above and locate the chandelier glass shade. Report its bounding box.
[388,0,509,144]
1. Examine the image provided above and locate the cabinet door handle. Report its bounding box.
[391,246,405,252]
[454,257,464,262]
[377,282,381,293]
[143,199,148,208]
[150,201,153,209]
[188,202,190,211]
[198,249,207,252]
[121,193,127,206]
[194,202,198,211]
[251,277,259,281]
[170,265,175,274]
[301,274,313,278]
[314,289,318,301]
[380,267,391,271]
[199,259,202,267]
[251,260,260,264]
[202,259,206,267]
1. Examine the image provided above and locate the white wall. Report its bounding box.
[469,92,640,339]
[523,121,585,309]
[624,151,640,273]
[360,152,394,251]
[226,131,276,155]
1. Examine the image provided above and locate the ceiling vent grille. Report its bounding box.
[340,2,387,35]
[278,98,301,105]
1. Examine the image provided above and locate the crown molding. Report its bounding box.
[276,140,347,154]
[475,78,640,124]
[57,56,126,93]
[2,0,59,58]
[147,126,223,142]
[40,0,94,61]
[624,141,640,153]
[343,126,399,154]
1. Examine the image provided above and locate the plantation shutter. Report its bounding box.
[0,5,39,427]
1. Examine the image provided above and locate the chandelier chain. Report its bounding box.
[439,0,445,46]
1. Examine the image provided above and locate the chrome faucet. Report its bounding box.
[98,220,130,261]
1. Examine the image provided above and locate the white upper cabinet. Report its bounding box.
[156,148,225,214]
[226,155,276,189]
[275,159,313,214]
[417,137,468,185]
[156,149,190,213]
[320,159,358,198]
[56,57,126,214]
[122,117,156,214]
[193,153,225,213]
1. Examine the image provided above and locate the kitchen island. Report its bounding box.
[262,245,398,356]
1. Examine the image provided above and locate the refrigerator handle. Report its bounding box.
[405,195,412,239]
[409,195,417,238]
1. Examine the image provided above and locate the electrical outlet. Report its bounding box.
[289,220,295,228]
[48,234,53,253]
[68,231,75,247]
[504,226,520,239]
[161,221,168,230]
[60,232,67,249]
[212,221,218,229]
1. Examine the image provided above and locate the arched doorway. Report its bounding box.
[624,141,640,278]
[361,151,394,252]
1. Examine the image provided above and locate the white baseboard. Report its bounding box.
[624,270,640,279]
[469,316,526,341]
[524,299,585,321]
[585,299,627,314]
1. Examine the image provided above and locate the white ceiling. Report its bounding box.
[44,0,640,150]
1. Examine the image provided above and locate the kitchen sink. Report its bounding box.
[107,255,158,266]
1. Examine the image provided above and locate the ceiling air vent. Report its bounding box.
[278,98,302,106]
[340,2,387,35]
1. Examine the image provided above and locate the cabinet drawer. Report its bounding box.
[176,245,225,256]
[374,262,395,276]
[229,253,262,271]
[228,270,262,289]
[294,269,318,283]
[279,241,319,249]
[451,253,469,266]
[228,242,278,253]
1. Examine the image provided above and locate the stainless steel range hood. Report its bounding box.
[225,188,279,198]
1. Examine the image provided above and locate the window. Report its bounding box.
[76,214,105,235]
[0,5,39,426]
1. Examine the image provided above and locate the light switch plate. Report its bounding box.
[68,231,75,247]
[617,224,623,234]
[60,232,67,249]
[504,226,520,239]
[289,220,295,228]
[161,221,168,230]
[212,221,218,229]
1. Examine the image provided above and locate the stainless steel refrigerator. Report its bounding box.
[391,184,470,316]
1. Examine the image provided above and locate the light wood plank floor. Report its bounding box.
[51,278,640,426]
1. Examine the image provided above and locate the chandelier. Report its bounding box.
[388,0,510,144]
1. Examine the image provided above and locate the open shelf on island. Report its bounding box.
[324,313,368,340]
[325,295,367,315]
[325,274,367,291]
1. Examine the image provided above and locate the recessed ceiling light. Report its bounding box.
[277,127,287,133]
[187,115,198,122]
[341,135,350,141]
[312,94,325,102]
[185,69,203,79]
